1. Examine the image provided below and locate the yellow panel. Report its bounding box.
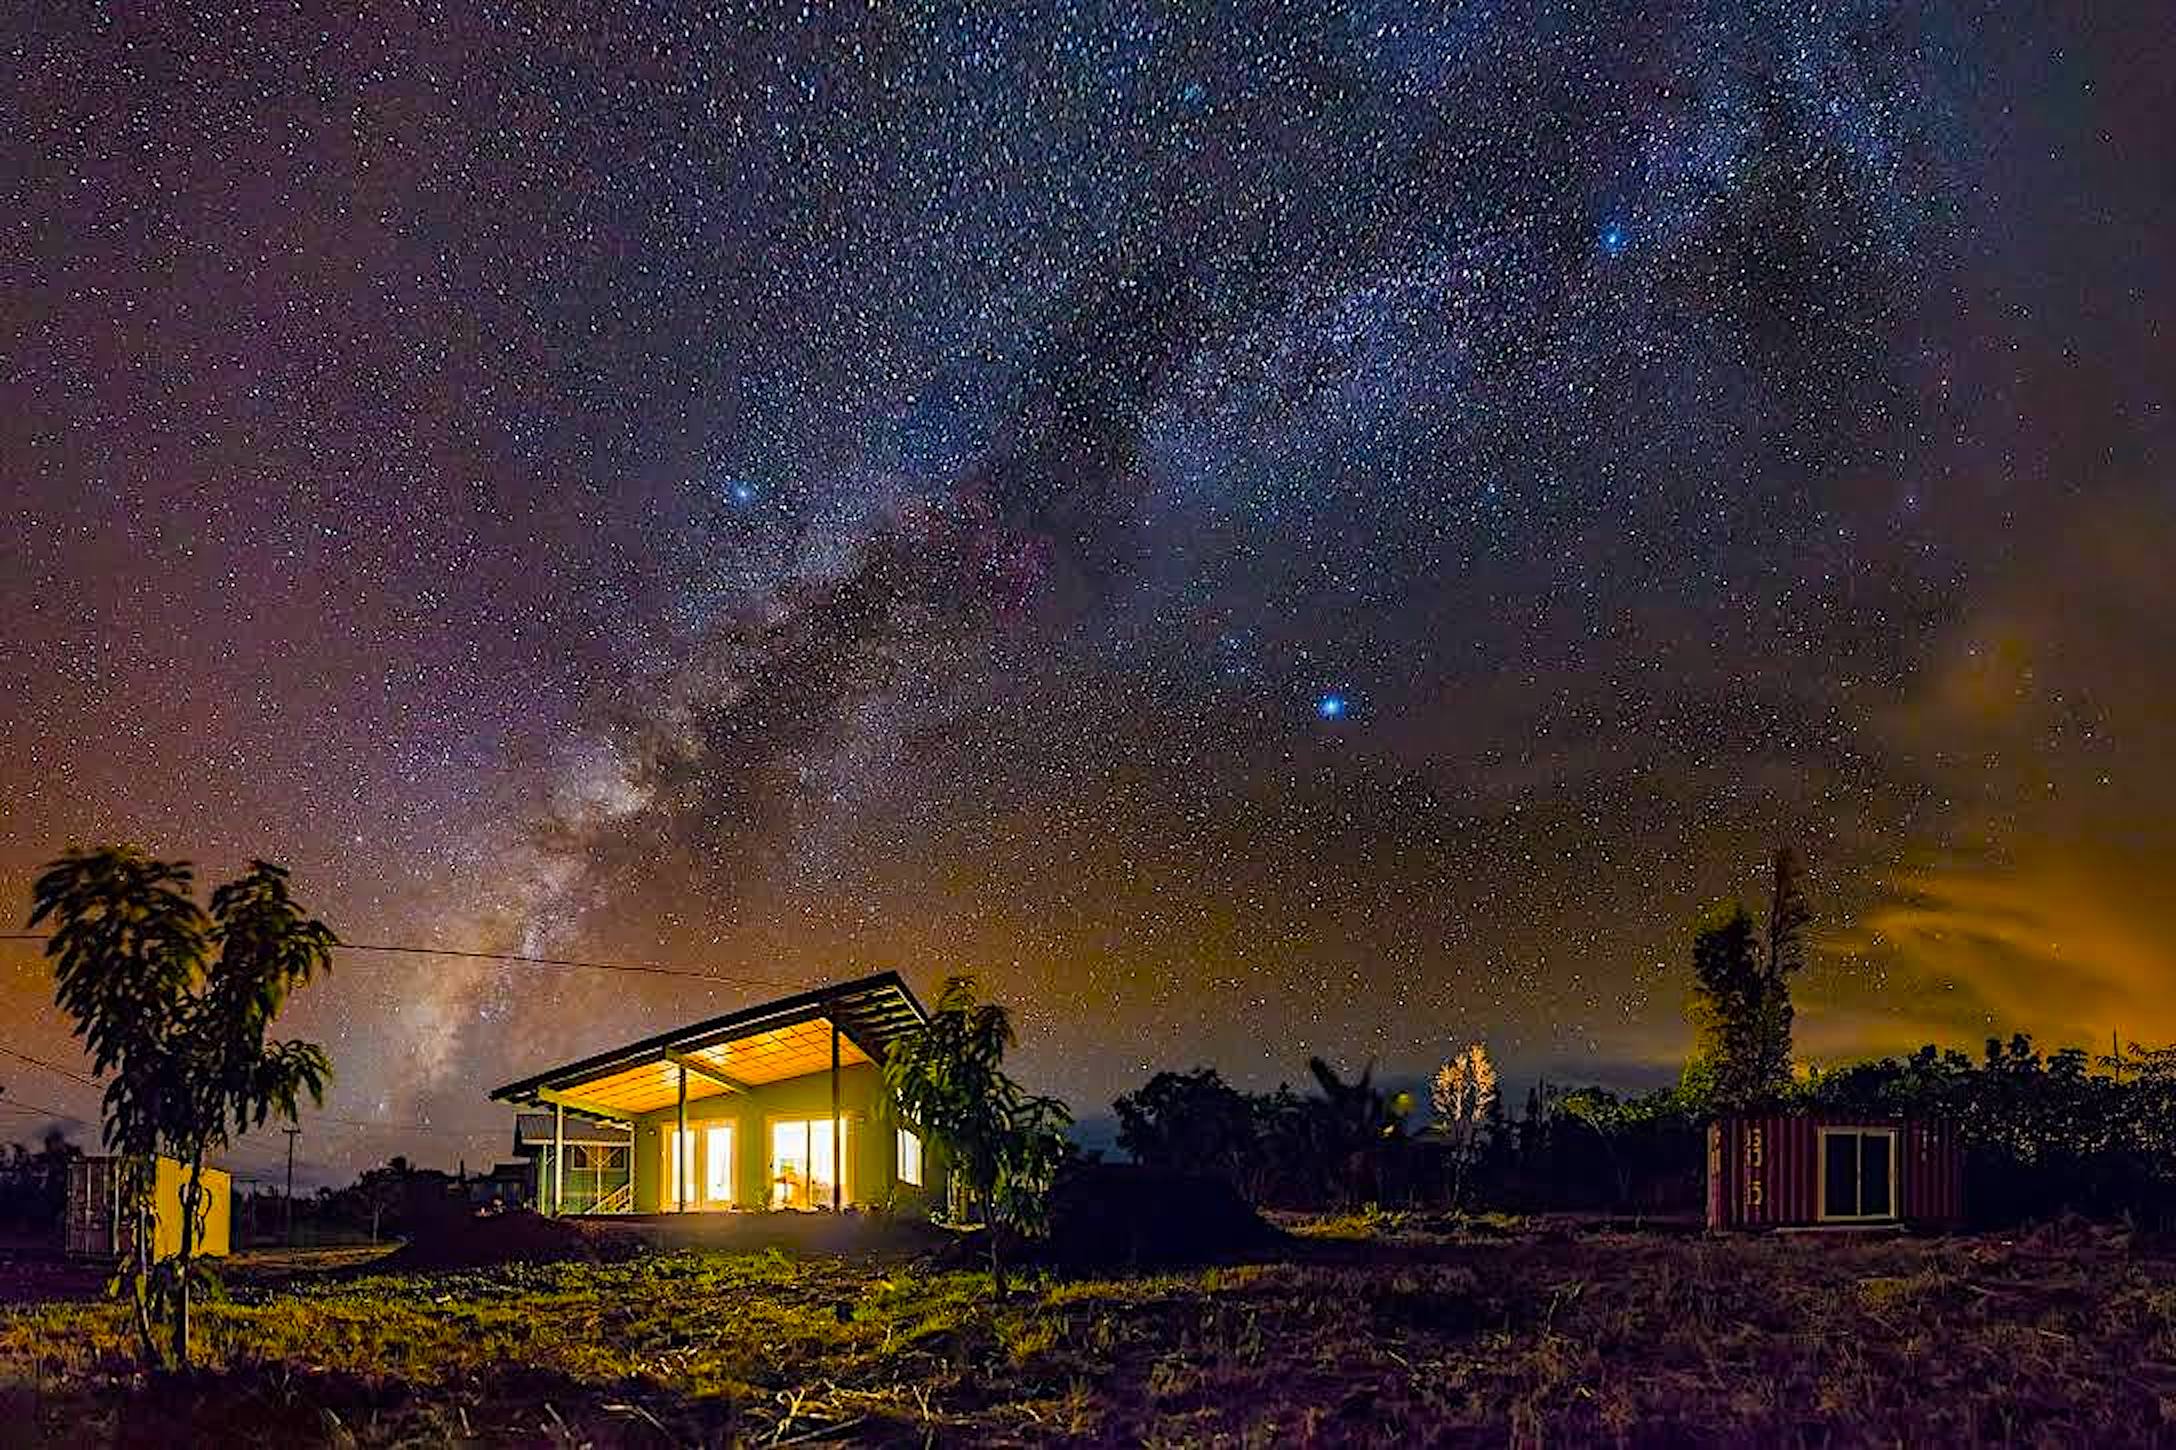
[550,1016,876,1111]
[560,1057,732,1115]
[148,1157,230,1260]
[686,1015,872,1086]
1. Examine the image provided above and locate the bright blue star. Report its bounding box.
[1599,222,1630,259]
[729,480,758,505]
[1315,692,1349,721]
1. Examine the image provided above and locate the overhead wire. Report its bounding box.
[0,928,826,1173]
[1,931,802,990]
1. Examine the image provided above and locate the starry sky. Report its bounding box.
[4,2,2173,1181]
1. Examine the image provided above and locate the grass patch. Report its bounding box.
[2,1229,2173,1443]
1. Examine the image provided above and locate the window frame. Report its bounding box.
[896,1127,923,1187]
[1815,1127,1900,1222]
[662,1127,691,1210]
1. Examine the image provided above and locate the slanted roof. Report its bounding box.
[513,1112,634,1149]
[488,971,927,1119]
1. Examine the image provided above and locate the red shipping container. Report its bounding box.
[1707,1115,1963,1230]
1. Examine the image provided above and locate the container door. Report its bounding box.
[65,1159,115,1259]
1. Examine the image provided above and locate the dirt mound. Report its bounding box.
[387,1209,643,1271]
[1027,1163,1276,1271]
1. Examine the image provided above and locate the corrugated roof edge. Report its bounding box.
[486,969,928,1106]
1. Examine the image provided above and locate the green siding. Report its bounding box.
[626,1062,938,1212]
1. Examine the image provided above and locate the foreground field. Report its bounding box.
[2,1220,2174,1445]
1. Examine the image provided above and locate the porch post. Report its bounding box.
[676,1063,689,1213]
[830,1014,842,1211]
[552,1101,566,1217]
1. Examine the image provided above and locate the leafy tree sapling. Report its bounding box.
[30,847,335,1368]
[880,975,1069,1297]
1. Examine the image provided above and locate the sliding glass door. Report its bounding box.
[769,1117,848,1208]
[663,1124,736,1209]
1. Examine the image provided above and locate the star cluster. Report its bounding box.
[3,1,2173,1176]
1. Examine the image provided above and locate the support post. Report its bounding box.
[831,1014,842,1212]
[676,1063,689,1213]
[283,1125,300,1246]
[553,1101,566,1217]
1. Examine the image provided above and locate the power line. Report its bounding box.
[337,940,797,988]
[0,1097,357,1179]
[0,1043,100,1089]
[0,1047,505,1146]
[0,1094,94,1127]
[2,931,800,989]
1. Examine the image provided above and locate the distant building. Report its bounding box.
[465,1159,540,1212]
[66,1156,231,1261]
[1707,1114,1963,1231]
[489,972,941,1215]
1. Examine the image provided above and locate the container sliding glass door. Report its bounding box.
[770,1117,848,1209]
[1819,1128,1897,1221]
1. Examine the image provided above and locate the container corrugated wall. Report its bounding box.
[1706,1115,1963,1230]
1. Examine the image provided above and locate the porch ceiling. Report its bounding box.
[515,1014,874,1116]
[489,970,922,1117]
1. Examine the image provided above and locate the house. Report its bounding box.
[65,1155,231,1261]
[1706,1114,1964,1231]
[489,971,937,1215]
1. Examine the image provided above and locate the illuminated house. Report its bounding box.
[1706,1114,1964,1231]
[489,972,936,1215]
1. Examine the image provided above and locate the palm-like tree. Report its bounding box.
[1295,1057,1412,1208]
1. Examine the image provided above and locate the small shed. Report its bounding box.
[65,1156,232,1262]
[1706,1114,1963,1231]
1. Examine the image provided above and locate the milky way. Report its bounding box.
[5,1,2173,1180]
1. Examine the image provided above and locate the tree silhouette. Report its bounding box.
[30,847,334,1367]
[1687,902,1772,1112]
[1113,1067,1271,1197]
[1687,849,1808,1113]
[1755,847,1810,1090]
[1297,1057,1412,1207]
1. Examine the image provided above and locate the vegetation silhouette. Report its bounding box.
[29,845,335,1367]
[879,974,1069,1296]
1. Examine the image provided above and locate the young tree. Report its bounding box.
[880,976,1069,1297]
[30,847,334,1368]
[1430,1043,1499,1208]
[1686,900,1772,1112]
[1755,847,1810,1089]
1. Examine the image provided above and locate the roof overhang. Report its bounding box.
[513,1112,634,1149]
[488,971,927,1119]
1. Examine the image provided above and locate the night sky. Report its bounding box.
[4,3,2173,1182]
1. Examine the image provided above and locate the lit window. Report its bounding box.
[897,1128,923,1187]
[704,1124,734,1207]
[770,1117,848,1208]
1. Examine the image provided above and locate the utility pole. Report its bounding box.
[283,1126,301,1246]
